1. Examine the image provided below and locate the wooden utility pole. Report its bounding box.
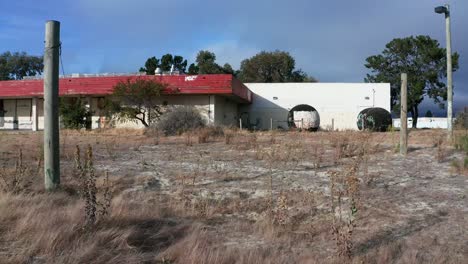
[445,4,453,141]
[44,20,60,190]
[400,73,408,155]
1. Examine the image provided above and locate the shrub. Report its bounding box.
[157,106,206,135]
[59,98,92,129]
[454,135,468,154]
[196,126,224,143]
[454,111,467,129]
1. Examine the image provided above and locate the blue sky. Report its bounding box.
[0,0,466,115]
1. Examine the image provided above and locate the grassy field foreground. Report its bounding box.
[0,128,467,263]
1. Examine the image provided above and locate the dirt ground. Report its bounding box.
[0,128,467,263]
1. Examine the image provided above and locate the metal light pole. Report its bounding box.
[435,4,453,141]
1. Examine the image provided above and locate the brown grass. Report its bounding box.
[0,128,467,263]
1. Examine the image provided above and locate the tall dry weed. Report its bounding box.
[0,149,34,194]
[74,145,112,226]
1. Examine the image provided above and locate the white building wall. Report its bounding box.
[393,117,449,129]
[242,83,391,130]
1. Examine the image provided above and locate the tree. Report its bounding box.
[237,50,316,83]
[0,51,43,80]
[187,63,199,74]
[187,50,236,75]
[365,35,459,128]
[59,98,93,129]
[222,63,234,75]
[139,56,159,75]
[425,110,433,118]
[195,50,224,74]
[139,54,188,75]
[106,79,166,127]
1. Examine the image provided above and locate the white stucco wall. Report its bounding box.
[242,83,391,130]
[393,117,449,129]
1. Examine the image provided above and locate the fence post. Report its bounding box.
[400,73,408,156]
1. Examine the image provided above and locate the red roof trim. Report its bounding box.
[0,74,252,103]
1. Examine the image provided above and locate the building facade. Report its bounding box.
[0,74,390,131]
[242,83,391,130]
[0,74,251,130]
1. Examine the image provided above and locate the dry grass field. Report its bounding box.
[0,128,467,263]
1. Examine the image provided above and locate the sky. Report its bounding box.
[0,0,466,115]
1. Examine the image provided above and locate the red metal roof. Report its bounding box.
[0,74,252,103]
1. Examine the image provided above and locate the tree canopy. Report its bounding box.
[0,51,43,80]
[365,35,459,128]
[139,50,316,82]
[237,50,316,83]
[187,50,234,75]
[139,54,188,75]
[105,79,166,127]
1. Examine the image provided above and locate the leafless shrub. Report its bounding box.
[185,132,193,146]
[74,145,112,226]
[269,131,277,144]
[0,149,34,194]
[144,127,161,145]
[104,139,118,160]
[197,129,210,143]
[249,133,258,150]
[329,148,365,259]
[273,191,289,226]
[311,141,325,169]
[450,158,468,176]
[433,135,446,163]
[224,131,235,145]
[158,106,206,136]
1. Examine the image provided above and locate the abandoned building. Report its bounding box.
[0,73,390,131]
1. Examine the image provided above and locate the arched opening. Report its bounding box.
[357,107,392,132]
[287,104,320,131]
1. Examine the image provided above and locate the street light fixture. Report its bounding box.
[434,6,448,14]
[434,4,453,141]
